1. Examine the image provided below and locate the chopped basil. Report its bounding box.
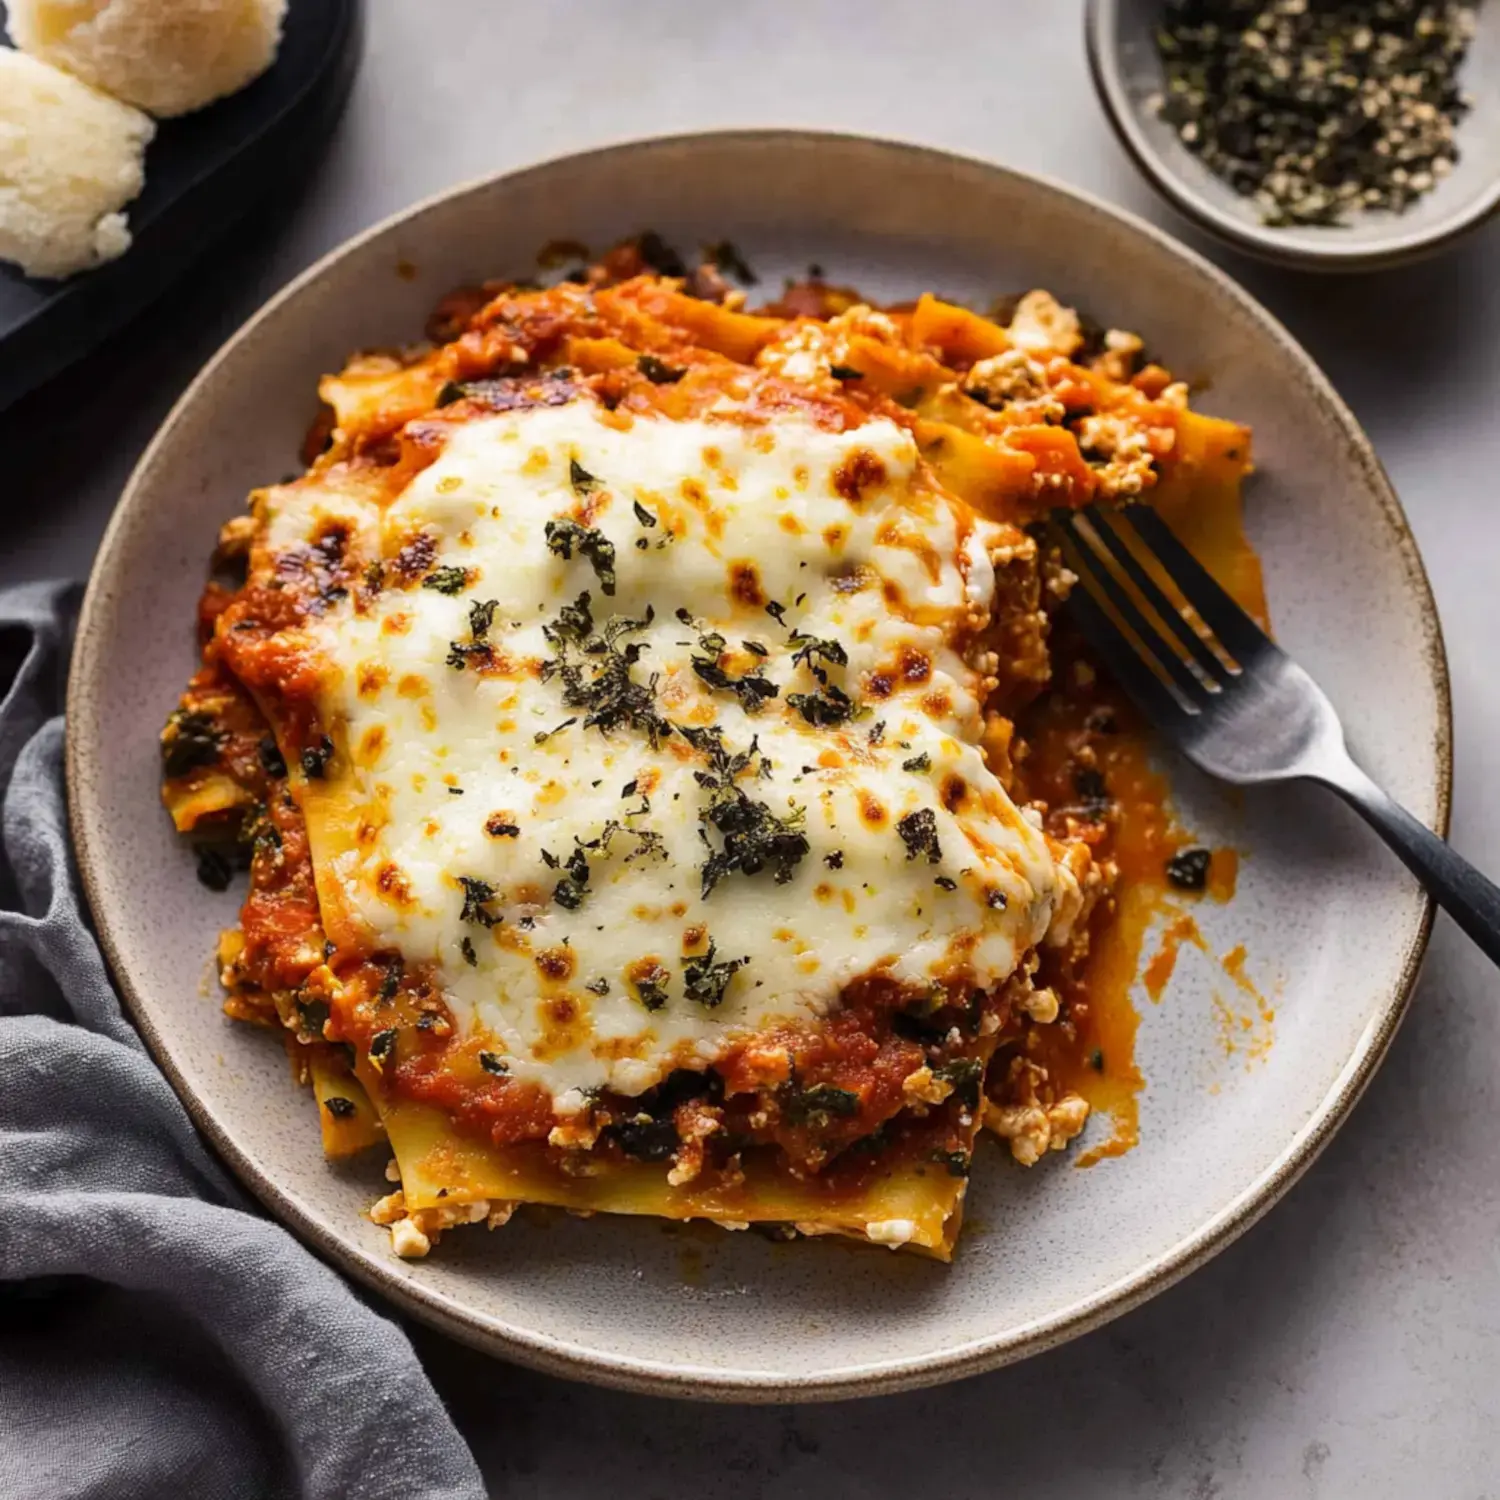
[896,808,942,864]
[324,1096,357,1119]
[161,709,223,779]
[934,1056,982,1109]
[568,458,599,494]
[610,1112,678,1161]
[691,647,779,714]
[369,1028,398,1065]
[902,753,931,773]
[633,972,670,1011]
[788,632,848,683]
[828,364,863,381]
[684,725,809,898]
[422,566,468,595]
[782,1082,861,1127]
[479,1051,509,1075]
[1166,846,1212,891]
[458,876,501,927]
[787,683,856,727]
[541,604,673,747]
[468,599,498,639]
[545,518,616,595]
[533,717,578,743]
[460,935,478,967]
[632,499,658,528]
[681,942,746,1008]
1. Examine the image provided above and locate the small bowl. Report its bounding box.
[1086,0,1500,271]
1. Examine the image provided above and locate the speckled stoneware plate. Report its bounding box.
[67,131,1450,1401]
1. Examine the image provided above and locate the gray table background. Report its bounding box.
[5,3,1497,1494]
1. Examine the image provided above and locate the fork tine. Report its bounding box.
[1119,505,1275,663]
[1056,529,1202,721]
[1071,506,1230,683]
[1055,522,1207,704]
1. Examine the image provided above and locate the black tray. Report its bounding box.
[0,0,361,412]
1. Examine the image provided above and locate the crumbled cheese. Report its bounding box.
[864,1217,919,1247]
[389,1216,431,1259]
[8,0,288,118]
[0,49,153,279]
[901,1064,954,1107]
[962,349,1064,424]
[1019,985,1060,1024]
[368,1190,406,1226]
[1006,290,1083,358]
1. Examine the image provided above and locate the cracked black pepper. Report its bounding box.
[1153,0,1478,226]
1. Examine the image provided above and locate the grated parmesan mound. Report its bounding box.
[0,48,155,279]
[7,0,287,118]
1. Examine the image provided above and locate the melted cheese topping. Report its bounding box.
[303,399,1061,1101]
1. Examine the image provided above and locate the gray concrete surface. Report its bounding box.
[5,3,1498,1494]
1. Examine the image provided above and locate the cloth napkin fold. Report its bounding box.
[0,581,487,1500]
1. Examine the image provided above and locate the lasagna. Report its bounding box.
[161,238,1257,1259]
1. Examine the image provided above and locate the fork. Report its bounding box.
[1053,503,1500,966]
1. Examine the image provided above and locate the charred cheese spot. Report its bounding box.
[375,862,414,905]
[536,946,576,983]
[727,560,765,608]
[357,662,389,698]
[833,448,887,502]
[358,725,388,763]
[899,646,931,685]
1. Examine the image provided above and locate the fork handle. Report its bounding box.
[1319,759,1500,967]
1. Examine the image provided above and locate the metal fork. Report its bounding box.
[1054,503,1500,966]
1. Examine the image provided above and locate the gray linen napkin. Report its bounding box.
[0,581,487,1500]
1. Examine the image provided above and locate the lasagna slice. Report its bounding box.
[162,252,1250,1258]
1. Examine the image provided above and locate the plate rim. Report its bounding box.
[66,127,1452,1402]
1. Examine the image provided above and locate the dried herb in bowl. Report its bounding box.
[1153,0,1479,227]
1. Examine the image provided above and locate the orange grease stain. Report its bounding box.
[1009,435,1267,1167]
[1143,913,1207,1003]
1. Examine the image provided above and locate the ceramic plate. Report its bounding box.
[67,132,1450,1401]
